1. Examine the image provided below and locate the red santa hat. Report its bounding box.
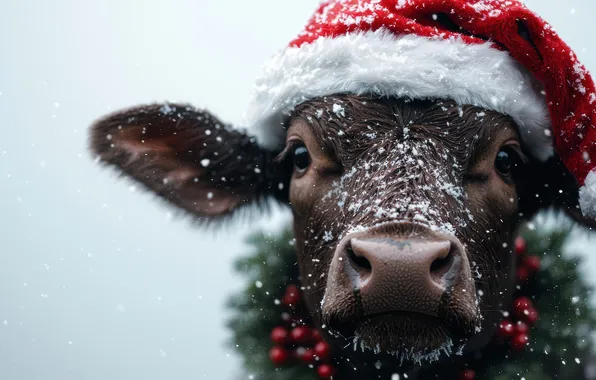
[243,0,596,219]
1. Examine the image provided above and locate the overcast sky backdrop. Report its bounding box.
[0,1,595,379]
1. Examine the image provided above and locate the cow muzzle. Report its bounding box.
[322,223,478,348]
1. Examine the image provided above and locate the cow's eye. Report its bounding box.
[495,146,523,179]
[292,144,310,172]
[495,149,512,175]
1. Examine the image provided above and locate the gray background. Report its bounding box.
[0,0,594,379]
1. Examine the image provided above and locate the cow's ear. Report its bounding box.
[89,103,290,219]
[518,156,596,229]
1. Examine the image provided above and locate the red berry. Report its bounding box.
[317,364,336,379]
[300,348,316,364]
[282,285,301,307]
[524,256,541,274]
[285,284,299,294]
[498,319,515,338]
[271,326,288,345]
[510,333,529,351]
[290,326,312,344]
[523,307,539,326]
[460,369,476,380]
[312,329,324,342]
[516,266,529,282]
[314,341,331,362]
[513,297,533,318]
[269,346,290,365]
[514,296,532,308]
[285,284,300,298]
[282,295,296,307]
[515,321,529,334]
[514,237,527,255]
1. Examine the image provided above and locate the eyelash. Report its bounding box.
[275,140,303,164]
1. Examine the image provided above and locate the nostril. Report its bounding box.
[429,247,455,281]
[346,244,372,272]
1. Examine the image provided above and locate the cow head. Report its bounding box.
[89,95,594,374]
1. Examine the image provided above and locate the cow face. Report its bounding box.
[282,96,535,365]
[89,95,591,371]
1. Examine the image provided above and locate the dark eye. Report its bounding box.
[495,149,512,175]
[495,146,524,179]
[292,144,310,172]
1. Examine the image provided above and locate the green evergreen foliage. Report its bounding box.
[226,229,313,380]
[482,226,596,379]
[227,223,596,379]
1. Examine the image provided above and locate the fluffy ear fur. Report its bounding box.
[518,156,596,229]
[89,103,289,220]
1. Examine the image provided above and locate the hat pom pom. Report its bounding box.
[579,170,596,219]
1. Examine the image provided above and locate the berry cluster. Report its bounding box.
[496,237,540,351]
[514,236,541,283]
[269,284,336,379]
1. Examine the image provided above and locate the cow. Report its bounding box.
[89,95,594,378]
[88,0,596,379]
